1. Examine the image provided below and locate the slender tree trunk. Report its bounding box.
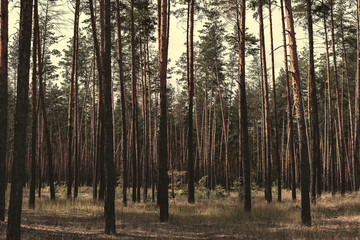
[158,0,169,222]
[0,0,8,221]
[340,18,355,191]
[354,0,360,192]
[6,0,33,238]
[268,0,280,202]
[259,0,272,203]
[237,0,251,211]
[67,0,80,199]
[284,0,311,226]
[130,0,138,203]
[89,0,105,200]
[28,0,38,209]
[330,0,347,195]
[34,1,56,200]
[323,12,336,194]
[103,0,116,234]
[307,0,321,202]
[280,0,295,200]
[187,0,195,204]
[115,0,128,207]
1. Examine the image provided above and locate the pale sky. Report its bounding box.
[8,1,316,92]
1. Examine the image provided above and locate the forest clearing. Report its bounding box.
[1,187,360,239]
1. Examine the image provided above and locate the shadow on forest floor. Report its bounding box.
[1,188,360,239]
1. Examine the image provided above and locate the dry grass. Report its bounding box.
[1,187,360,239]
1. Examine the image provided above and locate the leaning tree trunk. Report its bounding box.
[284,0,311,227]
[6,0,33,238]
[158,0,169,222]
[0,0,8,222]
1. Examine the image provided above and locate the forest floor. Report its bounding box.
[1,187,360,239]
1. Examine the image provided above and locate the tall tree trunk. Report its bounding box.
[259,0,272,203]
[130,0,138,203]
[268,0,280,202]
[307,0,321,202]
[280,0,295,200]
[330,0,347,195]
[29,0,37,209]
[0,0,8,221]
[284,0,311,226]
[6,0,33,238]
[35,0,56,200]
[67,0,80,199]
[187,0,195,204]
[115,0,128,207]
[237,0,251,211]
[354,0,360,192]
[341,18,355,191]
[103,0,116,234]
[98,0,106,201]
[323,11,336,194]
[89,0,105,200]
[158,0,169,222]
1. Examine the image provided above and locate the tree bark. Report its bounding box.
[29,0,37,209]
[67,0,80,199]
[268,0,281,202]
[237,0,251,211]
[187,0,195,204]
[330,0,347,195]
[284,0,311,226]
[307,0,321,202]
[0,0,8,221]
[158,0,169,222]
[259,0,272,203]
[35,0,55,200]
[130,0,138,203]
[115,0,128,207]
[103,0,116,234]
[6,0,33,238]
[354,0,360,192]
[280,0,295,200]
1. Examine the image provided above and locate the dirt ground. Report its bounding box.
[1,188,360,239]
